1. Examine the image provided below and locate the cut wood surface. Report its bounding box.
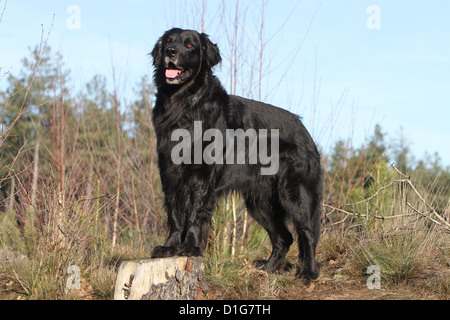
[113,256,208,300]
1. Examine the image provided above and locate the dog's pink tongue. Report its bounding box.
[166,69,181,79]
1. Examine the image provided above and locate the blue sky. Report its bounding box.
[1,0,449,167]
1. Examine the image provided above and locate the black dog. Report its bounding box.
[150,28,323,280]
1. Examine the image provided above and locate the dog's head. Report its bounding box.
[151,28,221,86]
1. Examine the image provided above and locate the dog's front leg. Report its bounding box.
[151,193,184,258]
[177,185,216,257]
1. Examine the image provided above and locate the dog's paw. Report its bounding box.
[177,245,202,257]
[253,259,268,270]
[253,259,292,273]
[296,268,320,282]
[151,246,178,258]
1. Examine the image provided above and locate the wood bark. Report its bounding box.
[114,257,208,300]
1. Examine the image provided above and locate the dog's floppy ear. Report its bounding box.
[201,33,221,68]
[151,36,163,68]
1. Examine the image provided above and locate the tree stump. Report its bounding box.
[113,257,209,300]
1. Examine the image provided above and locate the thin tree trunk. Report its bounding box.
[231,192,237,257]
[111,80,121,248]
[8,175,15,212]
[112,184,120,248]
[31,139,40,206]
[240,208,248,253]
[131,174,142,247]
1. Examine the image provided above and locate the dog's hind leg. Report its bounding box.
[244,193,293,273]
[281,183,321,281]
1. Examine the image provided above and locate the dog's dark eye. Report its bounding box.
[185,42,194,49]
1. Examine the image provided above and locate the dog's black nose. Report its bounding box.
[165,46,178,58]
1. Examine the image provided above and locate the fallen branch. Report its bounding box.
[388,160,450,231]
[407,202,449,231]
[324,203,385,220]
[324,161,450,233]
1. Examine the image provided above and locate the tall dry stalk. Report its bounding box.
[230,192,237,257]
[0,0,7,24]
[50,62,68,247]
[30,138,40,206]
[111,65,122,248]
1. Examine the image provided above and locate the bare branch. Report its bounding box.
[324,161,450,233]
[0,0,7,24]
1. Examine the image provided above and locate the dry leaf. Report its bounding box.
[306,283,315,293]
